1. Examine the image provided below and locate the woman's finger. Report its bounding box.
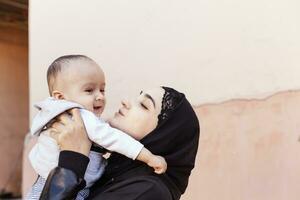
[70,108,83,123]
[56,112,72,125]
[51,121,65,132]
[48,128,59,141]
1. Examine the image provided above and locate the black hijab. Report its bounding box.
[141,87,200,194]
[97,87,200,197]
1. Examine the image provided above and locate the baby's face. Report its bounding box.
[55,60,106,117]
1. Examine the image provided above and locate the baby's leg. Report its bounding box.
[24,176,46,200]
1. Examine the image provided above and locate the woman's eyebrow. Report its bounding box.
[144,93,156,108]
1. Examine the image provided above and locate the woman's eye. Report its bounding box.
[140,103,148,110]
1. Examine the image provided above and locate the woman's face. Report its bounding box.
[109,87,164,140]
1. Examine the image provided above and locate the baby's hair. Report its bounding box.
[47,55,95,95]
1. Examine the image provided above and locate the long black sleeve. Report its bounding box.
[39,151,89,200]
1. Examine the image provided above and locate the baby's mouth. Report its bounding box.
[93,106,102,112]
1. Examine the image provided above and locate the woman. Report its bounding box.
[40,86,200,200]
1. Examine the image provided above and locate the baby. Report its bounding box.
[26,55,167,200]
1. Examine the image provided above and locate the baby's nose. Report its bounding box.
[96,92,105,100]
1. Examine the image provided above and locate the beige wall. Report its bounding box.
[0,26,28,195]
[28,0,300,199]
[30,0,300,119]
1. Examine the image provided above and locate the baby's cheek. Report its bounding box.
[83,103,93,112]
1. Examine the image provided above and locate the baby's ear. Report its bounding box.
[52,90,65,100]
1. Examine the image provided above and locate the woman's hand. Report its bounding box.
[49,108,91,156]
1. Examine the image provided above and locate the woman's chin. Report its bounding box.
[107,117,119,128]
[107,118,113,126]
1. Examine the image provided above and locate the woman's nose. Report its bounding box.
[121,99,131,109]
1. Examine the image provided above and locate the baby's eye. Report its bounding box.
[100,89,105,94]
[85,88,94,93]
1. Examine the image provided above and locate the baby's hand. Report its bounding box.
[147,155,167,174]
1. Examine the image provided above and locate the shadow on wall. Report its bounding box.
[22,90,300,200]
[0,27,28,197]
[0,1,28,197]
[182,90,300,200]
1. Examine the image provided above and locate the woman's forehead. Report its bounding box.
[140,87,164,110]
[141,87,164,100]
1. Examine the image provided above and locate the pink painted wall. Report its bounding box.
[182,91,300,200]
[0,27,28,195]
[23,90,300,199]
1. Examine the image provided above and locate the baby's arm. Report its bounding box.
[136,147,167,174]
[81,110,167,174]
